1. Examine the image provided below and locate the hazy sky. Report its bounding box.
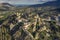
[0,0,56,5]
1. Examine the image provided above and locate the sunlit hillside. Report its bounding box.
[0,0,60,40]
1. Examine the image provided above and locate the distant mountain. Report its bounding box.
[28,0,60,7]
[0,3,15,11]
[42,0,60,6]
[0,3,14,6]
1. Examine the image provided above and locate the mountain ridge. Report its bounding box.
[0,3,15,11]
[27,0,60,7]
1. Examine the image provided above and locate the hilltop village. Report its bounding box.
[0,2,60,40]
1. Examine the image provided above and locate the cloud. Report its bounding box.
[39,0,56,2]
[0,0,56,4]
